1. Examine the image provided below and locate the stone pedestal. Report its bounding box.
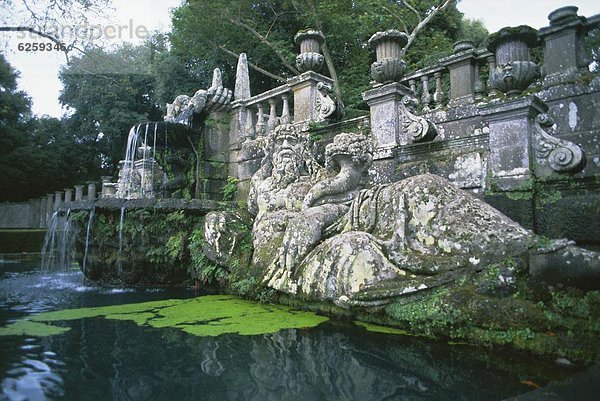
[439,43,478,107]
[45,194,54,224]
[39,196,47,228]
[64,188,73,203]
[74,185,84,201]
[87,182,97,201]
[54,191,63,209]
[363,82,413,159]
[479,96,547,190]
[539,6,589,87]
[288,71,334,123]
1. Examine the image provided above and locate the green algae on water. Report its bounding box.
[0,295,328,338]
[0,320,70,337]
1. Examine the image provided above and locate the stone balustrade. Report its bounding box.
[398,7,598,111]
[231,83,294,142]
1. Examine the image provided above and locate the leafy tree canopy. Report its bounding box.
[169,0,481,110]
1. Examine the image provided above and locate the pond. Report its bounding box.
[0,260,576,401]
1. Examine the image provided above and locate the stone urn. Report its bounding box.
[452,40,475,53]
[295,30,325,72]
[368,30,408,83]
[487,25,539,96]
[548,5,580,26]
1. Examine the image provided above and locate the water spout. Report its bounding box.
[117,206,125,278]
[82,208,95,274]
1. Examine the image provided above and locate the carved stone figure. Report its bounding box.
[164,69,233,124]
[204,123,599,306]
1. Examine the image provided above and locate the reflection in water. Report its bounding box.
[0,262,576,401]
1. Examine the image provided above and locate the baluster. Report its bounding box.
[408,78,420,107]
[409,79,417,94]
[255,103,266,136]
[420,75,431,112]
[486,55,499,97]
[280,94,291,124]
[473,62,485,101]
[433,71,445,109]
[267,98,279,134]
[244,107,255,140]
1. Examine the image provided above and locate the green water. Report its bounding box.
[0,261,577,400]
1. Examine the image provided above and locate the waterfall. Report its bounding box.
[40,212,58,270]
[82,208,96,274]
[152,123,158,183]
[40,210,74,271]
[122,124,141,198]
[117,206,125,278]
[58,209,73,268]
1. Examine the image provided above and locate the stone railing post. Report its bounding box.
[45,193,54,224]
[87,182,96,201]
[64,188,73,203]
[39,196,47,228]
[287,72,334,123]
[479,96,547,190]
[487,26,539,96]
[439,40,479,107]
[538,6,590,87]
[74,185,84,201]
[54,191,62,209]
[363,83,413,159]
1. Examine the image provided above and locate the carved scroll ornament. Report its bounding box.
[400,95,437,143]
[534,113,585,173]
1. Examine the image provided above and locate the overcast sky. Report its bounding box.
[1,0,599,117]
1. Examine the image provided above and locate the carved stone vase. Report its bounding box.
[368,30,408,84]
[487,26,539,96]
[295,30,325,72]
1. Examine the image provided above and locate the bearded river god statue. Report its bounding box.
[205,124,600,307]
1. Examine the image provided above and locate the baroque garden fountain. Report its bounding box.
[36,8,600,364]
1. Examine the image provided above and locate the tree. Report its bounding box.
[0,0,112,61]
[59,43,163,174]
[169,0,469,110]
[0,53,102,201]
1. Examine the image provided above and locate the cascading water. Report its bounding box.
[122,124,141,198]
[40,210,74,271]
[118,122,166,199]
[117,206,125,277]
[40,212,58,270]
[82,207,95,274]
[58,209,73,267]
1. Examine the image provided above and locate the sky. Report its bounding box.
[1,0,599,117]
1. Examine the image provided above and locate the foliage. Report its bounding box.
[222,176,240,201]
[59,44,163,175]
[169,0,472,110]
[188,227,229,285]
[0,0,112,60]
[456,18,489,47]
[586,27,600,73]
[0,55,101,201]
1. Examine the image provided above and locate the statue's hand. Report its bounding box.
[277,216,322,273]
[206,86,233,112]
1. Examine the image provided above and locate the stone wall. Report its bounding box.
[0,200,41,228]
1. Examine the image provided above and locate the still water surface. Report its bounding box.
[0,261,575,401]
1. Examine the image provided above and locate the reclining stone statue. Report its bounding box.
[205,124,600,306]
